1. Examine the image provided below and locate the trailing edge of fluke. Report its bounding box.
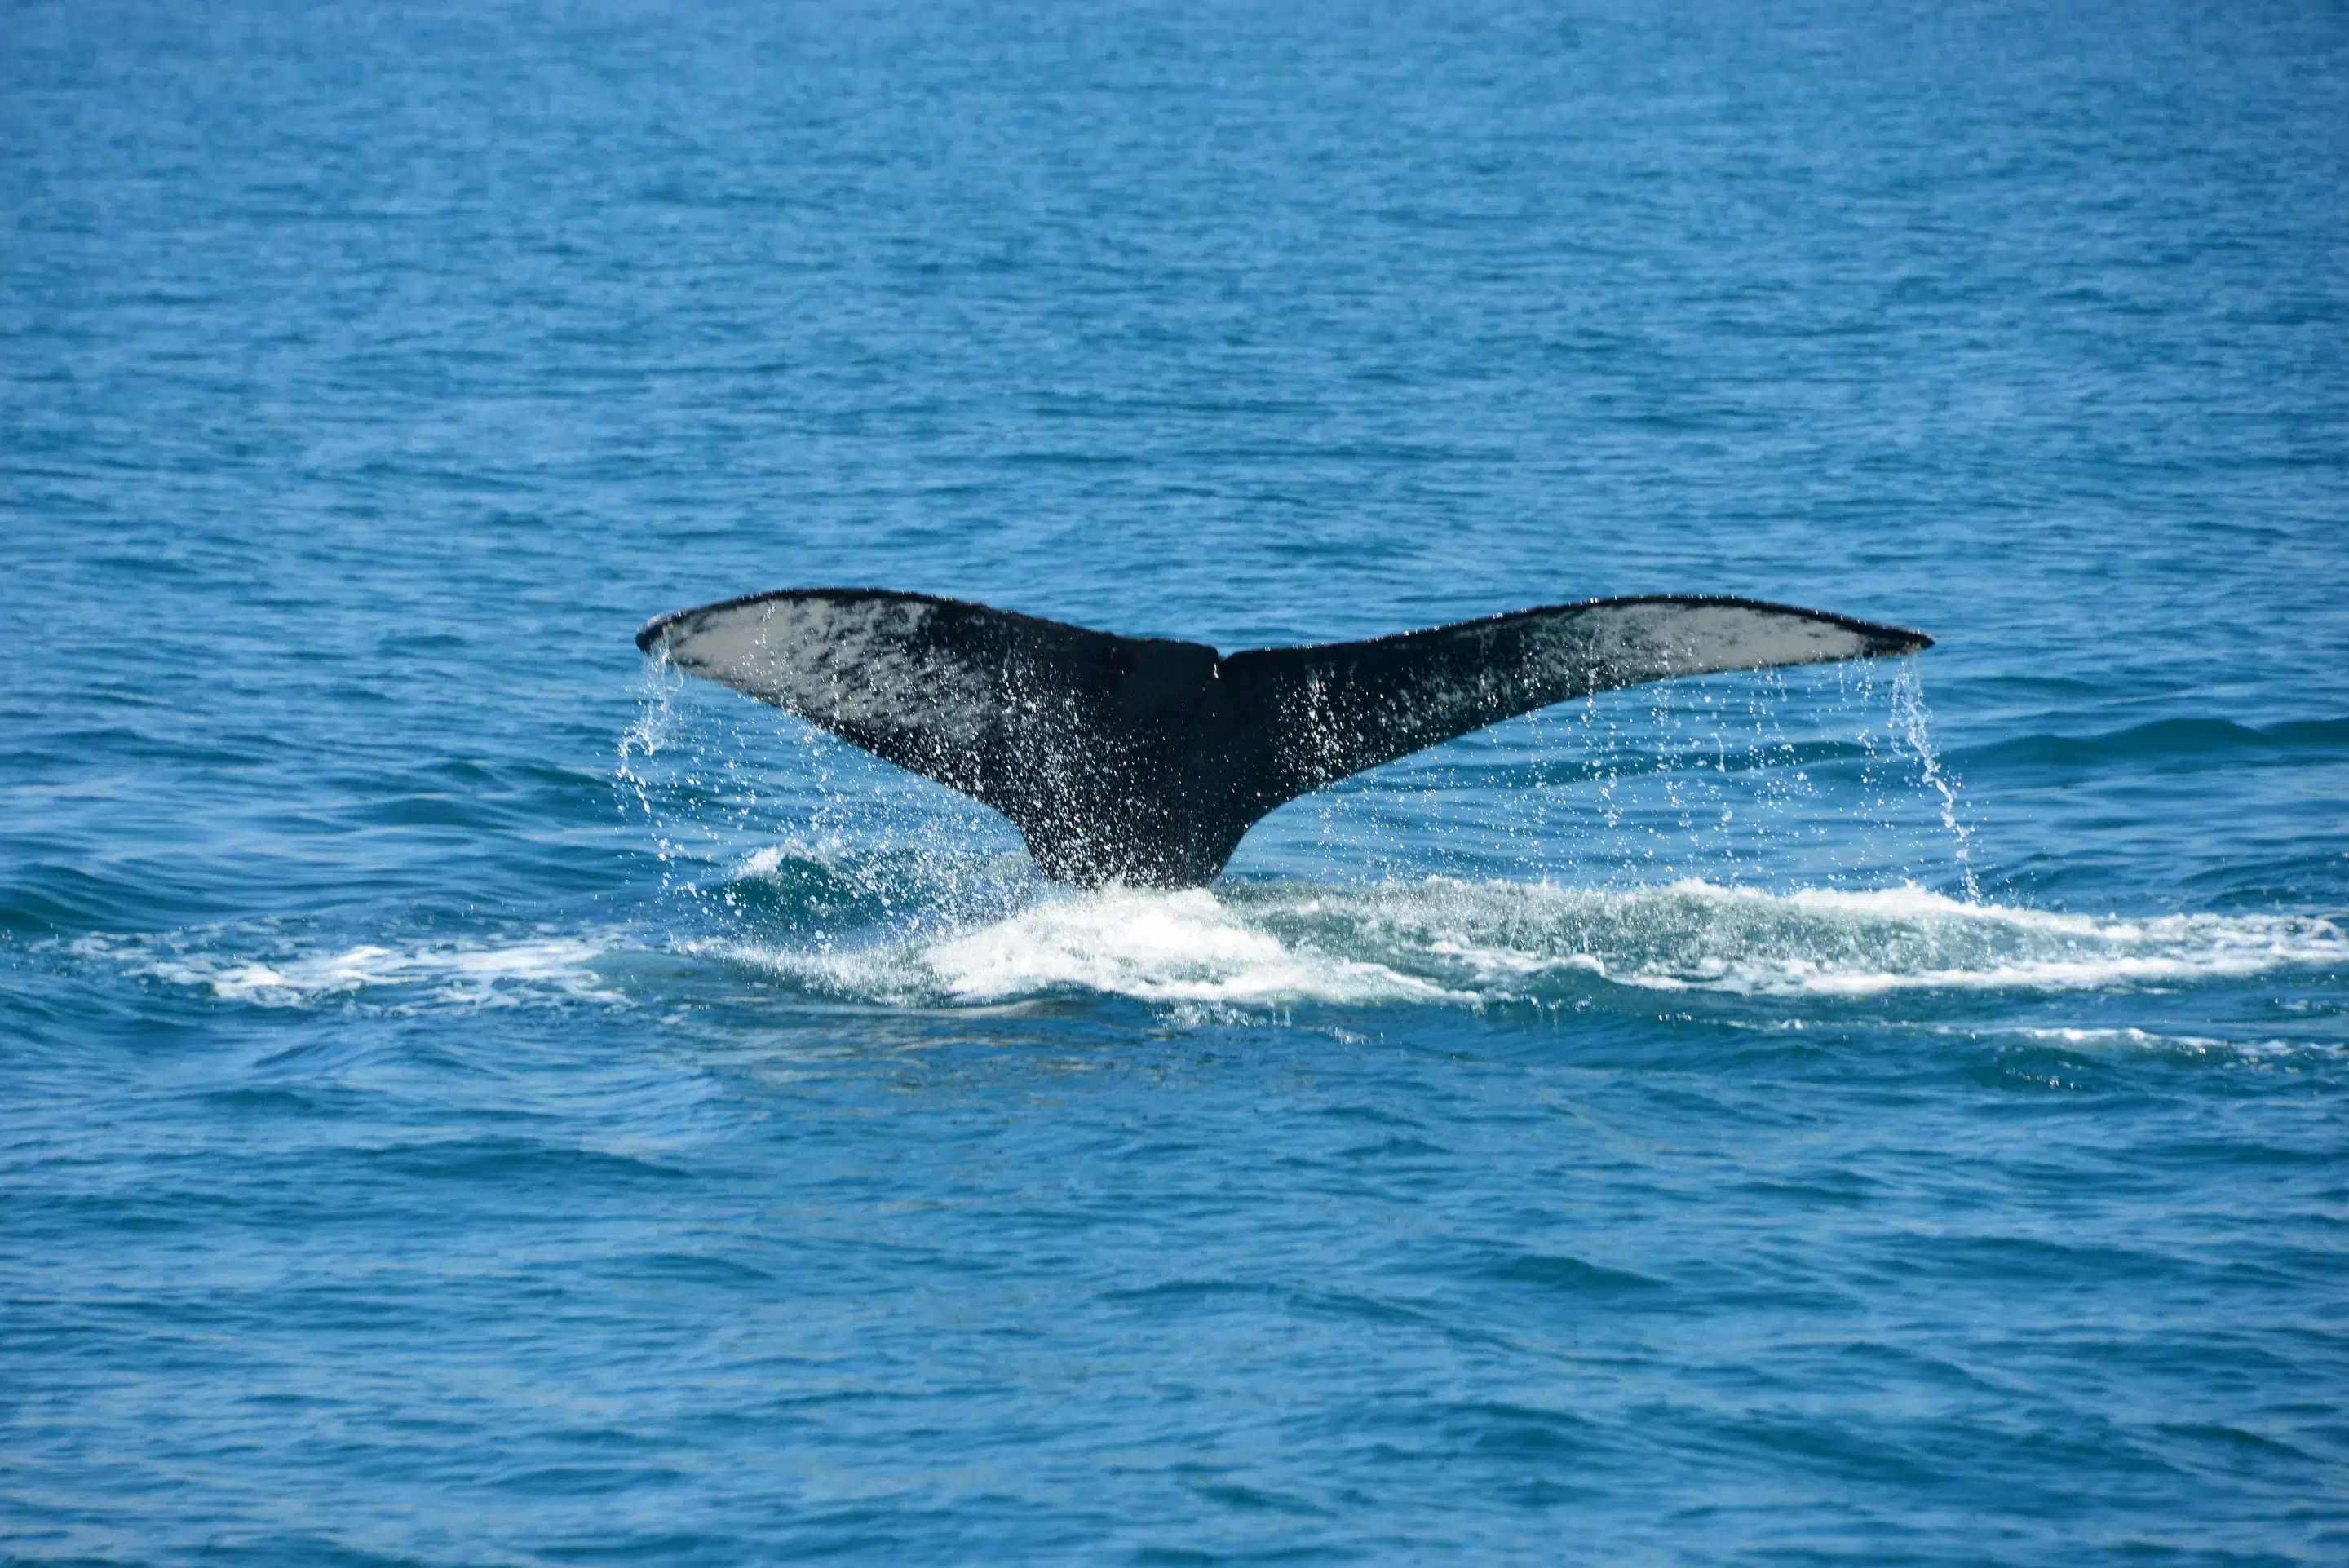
[635,589,1932,888]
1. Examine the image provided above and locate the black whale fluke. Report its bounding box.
[635,590,1932,888]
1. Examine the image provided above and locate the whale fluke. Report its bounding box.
[635,590,1931,887]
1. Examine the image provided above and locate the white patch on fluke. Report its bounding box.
[662,595,994,747]
[1533,600,1882,684]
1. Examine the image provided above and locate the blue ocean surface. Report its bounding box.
[4,2,2346,1561]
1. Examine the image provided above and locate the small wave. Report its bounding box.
[101,933,625,1009]
[2011,1026,2304,1058]
[1955,716,2349,773]
[704,877,2342,1009]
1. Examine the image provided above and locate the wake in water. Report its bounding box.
[95,874,2343,1017]
[89,661,2345,1022]
[701,868,2345,1009]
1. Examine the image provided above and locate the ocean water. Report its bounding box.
[4,1,2347,1561]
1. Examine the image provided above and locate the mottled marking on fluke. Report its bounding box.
[635,588,1932,888]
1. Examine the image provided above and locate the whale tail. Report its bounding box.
[635,589,1931,887]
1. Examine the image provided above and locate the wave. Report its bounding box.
[1954,716,2349,774]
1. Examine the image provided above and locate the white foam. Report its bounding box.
[737,844,792,877]
[922,887,1458,1005]
[710,886,1458,1007]
[2021,1026,2228,1050]
[126,935,622,1008]
[1248,877,2344,999]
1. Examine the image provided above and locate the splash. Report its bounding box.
[700,886,1457,1009]
[922,887,1458,1005]
[616,647,1998,925]
[617,648,691,893]
[1892,662,1981,901]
